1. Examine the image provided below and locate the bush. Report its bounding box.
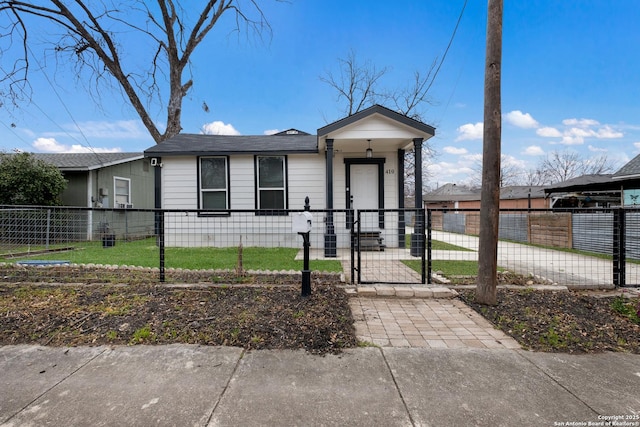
[0,152,67,206]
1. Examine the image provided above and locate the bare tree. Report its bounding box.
[320,49,388,117]
[470,154,523,188]
[538,150,617,184]
[320,51,440,206]
[523,168,549,186]
[0,1,275,143]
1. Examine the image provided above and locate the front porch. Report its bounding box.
[316,105,436,257]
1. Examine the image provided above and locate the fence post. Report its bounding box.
[158,210,165,283]
[426,209,432,285]
[612,208,625,287]
[46,208,51,250]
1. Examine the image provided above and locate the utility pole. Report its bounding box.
[476,0,503,305]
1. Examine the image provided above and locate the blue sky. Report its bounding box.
[1,1,639,187]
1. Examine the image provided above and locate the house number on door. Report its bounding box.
[385,169,395,174]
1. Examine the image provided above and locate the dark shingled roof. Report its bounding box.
[543,174,615,194]
[30,153,144,171]
[614,153,640,177]
[144,133,318,156]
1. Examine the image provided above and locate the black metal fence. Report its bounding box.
[0,205,638,288]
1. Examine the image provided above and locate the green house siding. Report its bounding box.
[93,160,154,209]
[61,171,89,207]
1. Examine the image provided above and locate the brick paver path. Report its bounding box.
[350,298,521,349]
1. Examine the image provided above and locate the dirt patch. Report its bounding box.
[459,288,640,354]
[2,265,640,355]
[0,282,356,355]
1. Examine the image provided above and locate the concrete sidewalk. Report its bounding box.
[1,344,639,426]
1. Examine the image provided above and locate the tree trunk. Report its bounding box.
[476,0,503,305]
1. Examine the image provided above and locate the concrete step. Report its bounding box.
[344,286,458,299]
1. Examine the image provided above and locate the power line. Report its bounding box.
[423,0,468,96]
[25,45,106,165]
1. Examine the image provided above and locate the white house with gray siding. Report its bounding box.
[144,105,435,254]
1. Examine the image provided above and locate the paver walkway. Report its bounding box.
[350,297,521,350]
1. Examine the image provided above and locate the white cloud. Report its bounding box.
[536,127,562,137]
[524,145,544,156]
[536,121,622,144]
[634,142,640,151]
[588,145,608,152]
[505,110,539,129]
[443,146,468,155]
[560,135,584,145]
[455,122,483,141]
[596,125,623,139]
[263,129,280,135]
[562,118,599,127]
[502,154,527,169]
[32,137,122,153]
[201,121,241,135]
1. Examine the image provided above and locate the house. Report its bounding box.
[143,104,436,254]
[424,184,548,210]
[543,174,621,208]
[32,152,154,209]
[613,154,640,207]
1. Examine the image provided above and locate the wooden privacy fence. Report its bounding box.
[432,209,577,250]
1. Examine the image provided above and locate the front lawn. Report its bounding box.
[2,238,343,272]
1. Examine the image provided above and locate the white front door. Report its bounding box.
[351,164,378,229]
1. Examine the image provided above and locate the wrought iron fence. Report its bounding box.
[428,208,640,288]
[0,205,638,288]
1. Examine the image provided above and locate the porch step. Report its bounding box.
[344,285,458,299]
[356,231,386,251]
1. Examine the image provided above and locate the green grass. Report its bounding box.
[431,240,473,251]
[2,238,343,272]
[403,259,481,276]
[404,235,472,251]
[611,296,640,325]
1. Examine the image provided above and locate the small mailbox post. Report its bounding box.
[293,197,313,297]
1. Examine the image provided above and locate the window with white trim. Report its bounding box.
[114,177,131,207]
[199,156,229,209]
[256,155,287,210]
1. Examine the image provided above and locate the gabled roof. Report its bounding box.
[31,152,144,171]
[144,133,318,156]
[614,153,640,177]
[317,104,436,137]
[543,174,615,194]
[500,186,546,199]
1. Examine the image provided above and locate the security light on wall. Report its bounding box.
[366,140,373,158]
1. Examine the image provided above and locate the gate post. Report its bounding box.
[613,208,625,287]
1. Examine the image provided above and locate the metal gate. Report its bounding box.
[352,209,427,285]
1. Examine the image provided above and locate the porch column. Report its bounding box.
[324,138,337,257]
[411,138,424,257]
[397,149,406,248]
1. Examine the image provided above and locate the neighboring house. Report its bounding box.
[424,184,548,209]
[144,104,436,253]
[540,154,640,209]
[613,154,640,207]
[543,174,621,209]
[33,152,154,209]
[29,152,155,241]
